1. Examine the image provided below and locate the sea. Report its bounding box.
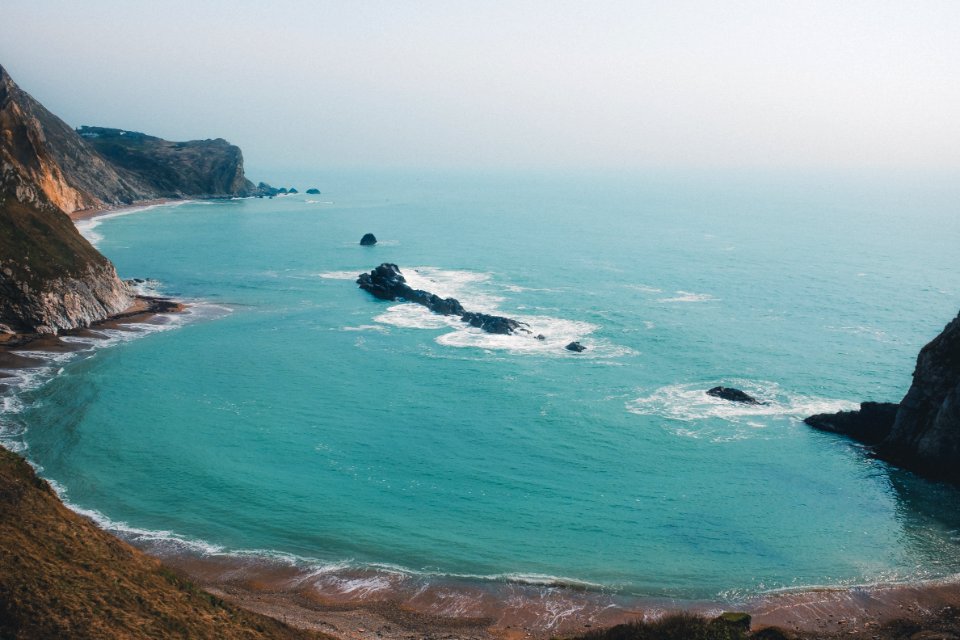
[3,168,960,620]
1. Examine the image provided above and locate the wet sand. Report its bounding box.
[145,546,960,639]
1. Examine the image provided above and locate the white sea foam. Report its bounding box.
[402,266,502,311]
[627,381,858,440]
[360,266,632,357]
[629,284,663,294]
[318,270,362,280]
[375,304,461,330]
[658,291,718,303]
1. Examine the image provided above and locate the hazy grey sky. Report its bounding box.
[3,0,960,173]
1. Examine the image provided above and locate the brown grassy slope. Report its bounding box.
[0,447,327,640]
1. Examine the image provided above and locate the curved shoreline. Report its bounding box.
[1,199,958,637]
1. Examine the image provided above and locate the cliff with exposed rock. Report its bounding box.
[1,65,133,333]
[1,62,259,333]
[806,310,960,483]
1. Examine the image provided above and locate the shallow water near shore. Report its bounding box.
[4,169,960,626]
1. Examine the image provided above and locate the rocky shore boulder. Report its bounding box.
[360,233,377,246]
[707,386,765,405]
[565,341,586,352]
[804,402,899,445]
[357,263,527,335]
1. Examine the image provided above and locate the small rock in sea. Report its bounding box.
[305,188,321,194]
[535,334,546,341]
[706,386,765,405]
[288,188,298,194]
[360,233,378,246]
[565,341,586,352]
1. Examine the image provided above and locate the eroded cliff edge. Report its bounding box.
[0,66,132,332]
[0,63,256,333]
[807,310,960,483]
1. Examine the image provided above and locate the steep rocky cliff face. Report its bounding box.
[0,159,133,334]
[0,65,148,213]
[1,63,260,333]
[876,312,960,482]
[1,63,256,215]
[78,126,255,199]
[1,65,133,333]
[806,311,960,483]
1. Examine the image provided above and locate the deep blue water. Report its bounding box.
[4,169,960,600]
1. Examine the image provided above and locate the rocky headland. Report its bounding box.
[357,263,529,335]
[806,310,960,483]
[0,63,259,334]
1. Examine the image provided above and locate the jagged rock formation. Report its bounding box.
[566,341,586,352]
[877,312,960,481]
[805,311,960,483]
[78,126,255,200]
[805,402,899,445]
[707,386,766,405]
[0,448,322,640]
[360,233,377,246]
[357,263,529,335]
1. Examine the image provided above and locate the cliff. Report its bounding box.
[807,310,960,483]
[78,126,255,199]
[876,311,960,482]
[1,63,258,333]
[0,64,134,333]
[0,64,149,213]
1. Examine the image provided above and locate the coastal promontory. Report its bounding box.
[1,63,260,333]
[806,310,960,483]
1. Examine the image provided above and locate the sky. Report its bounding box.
[3,0,960,173]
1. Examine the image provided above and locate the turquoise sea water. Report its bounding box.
[4,170,960,602]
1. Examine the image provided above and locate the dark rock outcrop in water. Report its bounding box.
[305,188,320,194]
[360,233,377,246]
[357,263,528,335]
[805,402,899,445]
[707,386,765,405]
[566,341,586,352]
[806,311,960,483]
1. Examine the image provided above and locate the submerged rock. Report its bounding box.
[804,402,899,446]
[360,233,378,246]
[565,341,586,352]
[706,386,765,405]
[357,263,528,335]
